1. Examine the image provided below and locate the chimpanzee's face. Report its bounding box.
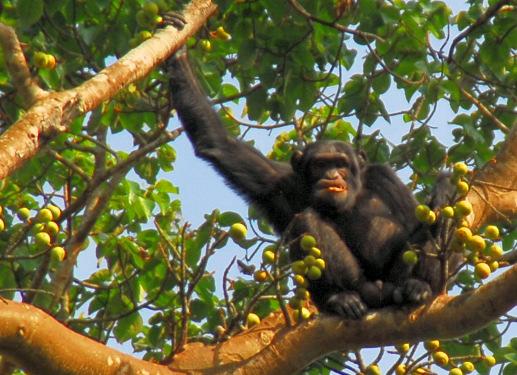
[293,141,363,214]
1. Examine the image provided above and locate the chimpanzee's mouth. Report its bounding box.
[327,186,346,193]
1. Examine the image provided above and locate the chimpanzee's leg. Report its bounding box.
[288,208,393,318]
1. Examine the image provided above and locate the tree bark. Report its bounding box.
[0,0,217,181]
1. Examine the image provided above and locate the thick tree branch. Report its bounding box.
[168,265,517,374]
[468,124,517,229]
[0,300,179,374]
[0,23,47,106]
[1,264,516,374]
[0,0,217,181]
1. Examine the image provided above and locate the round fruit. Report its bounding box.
[45,221,60,236]
[293,307,311,320]
[402,250,418,266]
[455,200,473,216]
[138,30,153,41]
[425,211,436,225]
[303,255,316,267]
[453,162,469,176]
[474,262,491,279]
[489,261,499,272]
[32,223,45,233]
[50,246,66,262]
[34,52,48,68]
[467,235,486,252]
[309,247,321,257]
[36,208,53,223]
[300,234,317,251]
[307,266,322,280]
[17,207,31,221]
[424,339,440,351]
[35,232,51,249]
[215,26,231,40]
[0,218,4,231]
[395,364,406,375]
[365,364,381,375]
[143,2,159,15]
[455,227,472,242]
[246,313,260,327]
[484,225,499,240]
[460,361,474,373]
[262,250,276,264]
[253,270,268,282]
[485,244,503,259]
[293,274,308,287]
[456,180,469,196]
[291,260,307,275]
[415,204,431,222]
[229,223,247,241]
[47,205,61,220]
[482,355,496,367]
[200,39,212,52]
[432,351,449,366]
[449,368,463,375]
[314,258,326,270]
[396,343,410,354]
[136,10,151,27]
[45,55,56,70]
[442,206,455,218]
[215,325,225,336]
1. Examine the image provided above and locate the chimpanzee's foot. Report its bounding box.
[162,11,186,30]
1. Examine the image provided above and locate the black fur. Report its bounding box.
[167,42,453,319]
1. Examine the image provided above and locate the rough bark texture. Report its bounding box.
[0,0,516,373]
[0,0,217,181]
[0,126,514,374]
[469,126,517,230]
[0,264,515,374]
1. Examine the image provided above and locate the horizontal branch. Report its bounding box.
[0,0,217,181]
[170,264,517,374]
[3,265,512,374]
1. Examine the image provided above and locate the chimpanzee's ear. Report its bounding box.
[290,150,304,172]
[356,149,368,169]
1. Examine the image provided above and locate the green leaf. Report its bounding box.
[155,180,178,194]
[17,0,44,27]
[247,87,268,121]
[372,74,391,94]
[114,313,143,342]
[217,211,244,227]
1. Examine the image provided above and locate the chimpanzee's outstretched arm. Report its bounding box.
[167,52,301,232]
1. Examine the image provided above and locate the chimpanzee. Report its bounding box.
[164,15,452,319]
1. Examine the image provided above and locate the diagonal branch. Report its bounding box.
[0,23,47,106]
[447,0,513,62]
[0,0,217,181]
[468,124,517,229]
